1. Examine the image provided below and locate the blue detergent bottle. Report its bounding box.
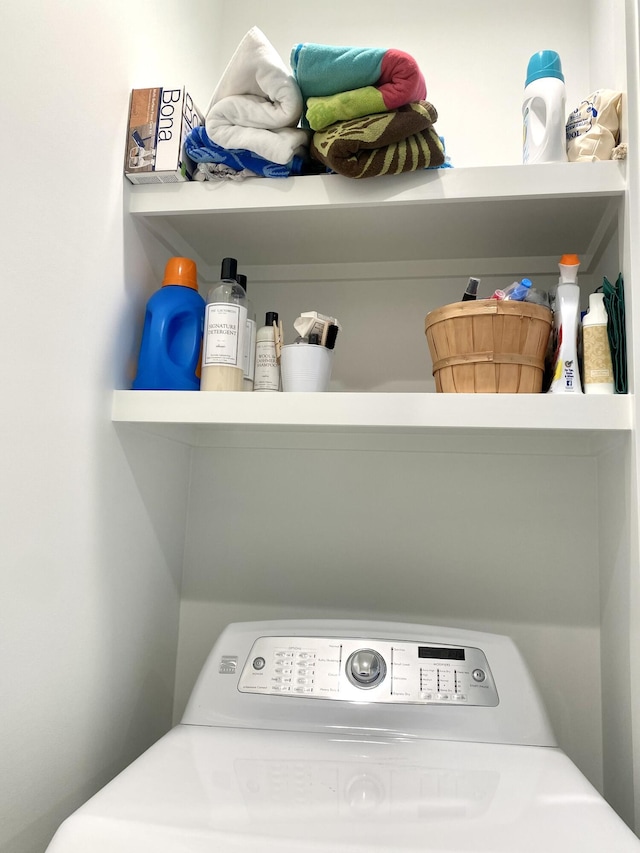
[132,256,205,390]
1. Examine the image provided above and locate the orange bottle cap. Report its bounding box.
[162,257,198,290]
[559,253,580,266]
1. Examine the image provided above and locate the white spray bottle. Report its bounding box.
[548,254,583,394]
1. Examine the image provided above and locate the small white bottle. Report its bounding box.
[523,50,568,164]
[582,292,614,394]
[254,311,281,391]
[237,273,256,391]
[200,257,247,392]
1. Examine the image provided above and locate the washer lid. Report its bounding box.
[46,725,640,853]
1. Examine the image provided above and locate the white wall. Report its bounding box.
[215,0,592,168]
[0,2,220,851]
[1,1,635,850]
[621,0,640,832]
[170,0,622,802]
[175,439,604,788]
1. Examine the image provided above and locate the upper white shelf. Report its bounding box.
[112,391,632,452]
[127,162,626,274]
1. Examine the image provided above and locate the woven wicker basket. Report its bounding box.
[424,299,553,393]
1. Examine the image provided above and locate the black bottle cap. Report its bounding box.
[265,311,279,325]
[308,333,320,344]
[220,257,238,280]
[325,324,339,350]
[236,273,247,292]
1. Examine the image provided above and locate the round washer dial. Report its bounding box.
[346,648,387,689]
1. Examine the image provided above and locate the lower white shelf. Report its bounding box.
[112,390,632,433]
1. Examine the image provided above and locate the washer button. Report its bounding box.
[253,657,266,670]
[472,669,486,682]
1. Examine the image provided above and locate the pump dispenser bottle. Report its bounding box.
[201,257,248,391]
[548,254,583,394]
[582,292,614,394]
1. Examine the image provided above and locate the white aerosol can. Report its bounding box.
[523,50,568,164]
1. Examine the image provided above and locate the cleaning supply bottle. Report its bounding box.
[461,277,480,301]
[582,291,614,394]
[548,254,583,394]
[503,278,533,301]
[522,50,568,164]
[200,257,248,391]
[254,311,281,391]
[237,273,256,391]
[132,256,205,391]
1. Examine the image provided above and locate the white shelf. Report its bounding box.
[127,161,626,275]
[112,390,632,451]
[122,161,630,451]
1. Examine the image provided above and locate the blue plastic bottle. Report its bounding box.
[132,256,205,390]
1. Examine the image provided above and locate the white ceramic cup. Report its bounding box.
[280,343,333,392]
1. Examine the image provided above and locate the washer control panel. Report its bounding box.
[238,636,498,706]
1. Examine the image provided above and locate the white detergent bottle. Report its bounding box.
[523,50,568,164]
[548,254,583,394]
[582,292,614,394]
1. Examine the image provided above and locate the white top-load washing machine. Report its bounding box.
[46,620,640,852]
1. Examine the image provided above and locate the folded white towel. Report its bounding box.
[205,27,309,165]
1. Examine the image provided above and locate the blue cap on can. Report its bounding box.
[525,50,564,86]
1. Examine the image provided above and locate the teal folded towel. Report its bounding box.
[291,43,386,98]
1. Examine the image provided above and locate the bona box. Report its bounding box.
[124,86,203,184]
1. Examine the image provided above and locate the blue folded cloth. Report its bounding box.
[185,126,305,178]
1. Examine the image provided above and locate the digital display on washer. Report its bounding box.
[418,646,465,660]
